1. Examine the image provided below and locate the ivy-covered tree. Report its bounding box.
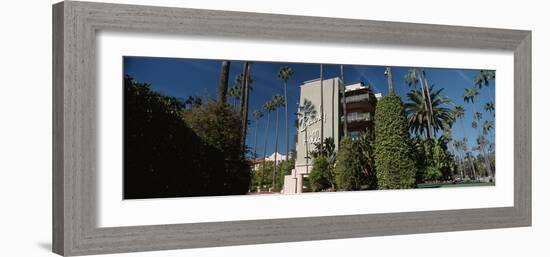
[374,94,417,189]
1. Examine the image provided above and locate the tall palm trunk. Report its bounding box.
[319,64,324,152]
[421,70,435,137]
[218,61,231,104]
[472,107,492,178]
[253,118,260,160]
[416,69,433,138]
[284,81,289,161]
[468,155,477,179]
[261,111,271,189]
[304,128,309,174]
[386,67,395,95]
[341,65,348,137]
[241,62,251,154]
[272,108,280,190]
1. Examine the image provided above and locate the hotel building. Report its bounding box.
[283,77,379,194]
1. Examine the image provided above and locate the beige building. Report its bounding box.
[283,78,378,194]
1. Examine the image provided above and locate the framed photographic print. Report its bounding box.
[53,1,531,256]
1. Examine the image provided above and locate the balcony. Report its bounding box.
[342,112,372,123]
[345,93,370,103]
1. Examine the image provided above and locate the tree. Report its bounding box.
[184,101,251,195]
[405,86,453,138]
[240,62,252,153]
[297,99,317,173]
[252,110,264,160]
[271,95,285,189]
[309,155,332,192]
[355,131,377,189]
[261,100,276,189]
[463,86,480,113]
[374,92,417,189]
[472,111,493,178]
[124,75,250,198]
[484,101,495,116]
[334,136,362,191]
[404,69,433,138]
[310,137,337,190]
[483,120,494,135]
[474,70,495,89]
[217,61,231,104]
[340,65,348,136]
[277,66,294,161]
[319,64,325,152]
[227,86,242,109]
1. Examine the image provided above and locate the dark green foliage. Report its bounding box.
[124,75,250,199]
[251,161,274,192]
[425,166,443,182]
[410,136,429,184]
[355,131,378,189]
[310,138,337,191]
[374,95,417,189]
[309,156,332,192]
[432,137,454,180]
[184,101,251,195]
[334,136,363,191]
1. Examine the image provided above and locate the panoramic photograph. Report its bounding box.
[123,57,496,199]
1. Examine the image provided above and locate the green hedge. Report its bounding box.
[374,95,417,189]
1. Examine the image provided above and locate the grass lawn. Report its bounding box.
[417,181,495,189]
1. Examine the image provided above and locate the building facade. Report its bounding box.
[283,78,378,194]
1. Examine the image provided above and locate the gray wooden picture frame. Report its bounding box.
[52,1,531,256]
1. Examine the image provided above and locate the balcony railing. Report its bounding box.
[345,93,370,103]
[343,112,372,123]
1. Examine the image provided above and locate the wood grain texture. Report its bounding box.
[52,1,532,256]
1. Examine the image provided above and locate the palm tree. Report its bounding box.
[483,120,494,135]
[484,101,495,116]
[463,86,480,111]
[404,69,421,91]
[405,86,453,137]
[340,65,348,137]
[228,86,242,109]
[452,139,465,178]
[474,70,495,89]
[420,70,436,137]
[472,111,493,178]
[271,95,285,189]
[277,66,294,161]
[452,105,466,134]
[252,110,264,161]
[240,62,252,153]
[385,67,395,95]
[261,100,276,190]
[217,61,231,104]
[405,69,433,138]
[464,151,477,179]
[319,64,324,152]
[297,99,317,174]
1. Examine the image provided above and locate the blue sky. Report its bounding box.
[124,57,495,158]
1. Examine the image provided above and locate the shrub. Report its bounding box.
[335,136,363,191]
[374,95,417,189]
[309,156,332,192]
[425,166,442,182]
[124,75,250,199]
